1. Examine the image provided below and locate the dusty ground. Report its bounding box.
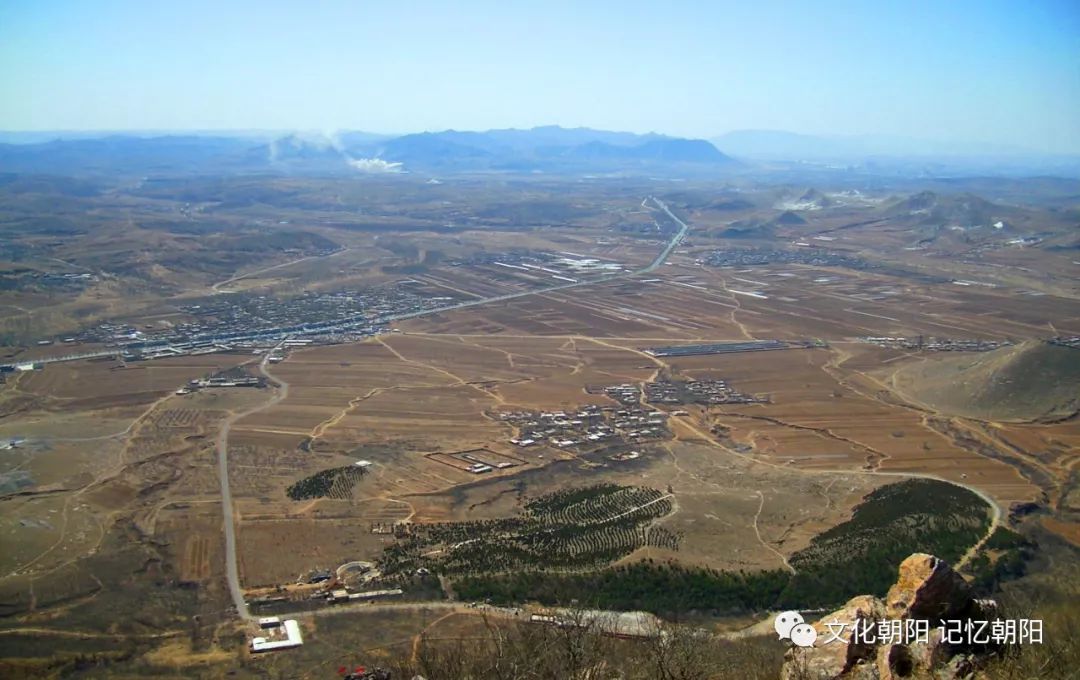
[1,188,1077,674]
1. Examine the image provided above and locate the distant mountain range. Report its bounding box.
[711,130,1036,160]
[0,126,734,177]
[711,129,1080,177]
[6,126,1075,179]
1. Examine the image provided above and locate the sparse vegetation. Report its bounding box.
[891,341,1080,421]
[454,480,993,615]
[376,615,784,680]
[380,484,679,576]
[2,155,1077,680]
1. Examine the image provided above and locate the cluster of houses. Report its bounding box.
[858,336,1012,352]
[498,399,671,453]
[46,283,459,361]
[456,451,515,474]
[1049,336,1080,350]
[644,379,769,405]
[528,609,661,640]
[247,563,405,616]
[175,286,453,338]
[700,247,871,271]
[603,383,642,405]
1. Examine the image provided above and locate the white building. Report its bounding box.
[250,619,303,653]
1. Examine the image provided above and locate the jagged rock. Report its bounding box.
[780,595,885,680]
[780,554,997,680]
[877,643,912,679]
[902,626,948,675]
[877,629,953,680]
[886,553,972,621]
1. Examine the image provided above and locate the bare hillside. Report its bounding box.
[887,341,1080,421]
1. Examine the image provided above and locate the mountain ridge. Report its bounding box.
[0,126,734,177]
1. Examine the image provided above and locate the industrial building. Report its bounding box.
[643,340,794,357]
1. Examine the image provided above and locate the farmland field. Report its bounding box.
[1,171,1077,677]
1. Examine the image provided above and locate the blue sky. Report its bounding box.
[1,0,1078,152]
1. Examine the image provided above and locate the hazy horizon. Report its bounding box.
[1,126,1075,161]
[2,1,1079,154]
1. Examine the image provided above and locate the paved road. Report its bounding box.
[642,197,690,272]
[217,339,292,620]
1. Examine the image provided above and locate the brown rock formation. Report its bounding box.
[886,554,973,622]
[781,553,999,680]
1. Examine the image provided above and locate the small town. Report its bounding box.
[78,283,459,349]
[3,283,462,371]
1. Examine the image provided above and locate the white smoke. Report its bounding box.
[267,130,337,163]
[268,129,404,173]
[346,157,404,173]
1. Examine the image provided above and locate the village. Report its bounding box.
[857,336,1014,352]
[699,246,873,271]
[642,378,770,406]
[496,399,671,457]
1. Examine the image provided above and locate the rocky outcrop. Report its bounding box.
[780,595,887,680]
[781,554,1000,680]
[885,554,973,622]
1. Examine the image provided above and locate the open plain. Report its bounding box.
[1,171,1077,677]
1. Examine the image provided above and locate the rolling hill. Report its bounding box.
[886,342,1080,421]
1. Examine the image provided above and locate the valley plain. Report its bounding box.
[1,166,1078,677]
